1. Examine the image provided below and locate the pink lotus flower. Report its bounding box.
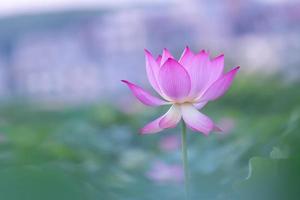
[122,47,239,135]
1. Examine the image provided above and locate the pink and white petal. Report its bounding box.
[156,55,162,65]
[145,49,162,94]
[193,101,208,109]
[197,66,240,102]
[158,59,191,102]
[159,105,181,129]
[184,50,210,99]
[180,104,214,135]
[179,46,195,67]
[161,48,174,66]
[140,115,165,134]
[140,105,180,134]
[122,80,168,106]
[207,54,224,85]
[191,55,224,100]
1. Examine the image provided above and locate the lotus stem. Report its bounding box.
[181,120,189,200]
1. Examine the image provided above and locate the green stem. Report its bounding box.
[181,120,189,200]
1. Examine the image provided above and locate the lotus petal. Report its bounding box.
[181,104,214,135]
[197,66,240,102]
[122,80,168,106]
[161,48,174,66]
[159,105,181,129]
[158,59,191,102]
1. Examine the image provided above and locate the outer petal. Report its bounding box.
[156,55,162,65]
[161,48,174,66]
[159,104,181,129]
[197,66,240,102]
[180,50,225,100]
[145,49,162,95]
[140,115,165,134]
[179,46,195,67]
[181,50,210,99]
[206,54,224,87]
[181,104,214,135]
[122,80,168,106]
[158,58,191,102]
[194,101,208,109]
[140,105,180,134]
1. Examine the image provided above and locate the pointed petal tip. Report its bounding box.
[162,57,178,66]
[139,128,147,135]
[162,48,173,54]
[156,55,162,65]
[182,46,196,55]
[226,66,240,75]
[179,46,196,64]
[161,48,174,65]
[122,80,137,86]
[138,129,144,135]
[184,46,190,51]
[202,127,212,136]
[180,46,188,55]
[198,49,209,57]
[214,54,224,59]
[162,48,168,54]
[213,125,223,132]
[121,80,167,106]
[144,49,152,55]
[211,54,224,67]
[139,127,148,135]
[230,66,240,74]
[164,57,182,65]
[139,123,163,135]
[166,57,174,63]
[139,128,155,135]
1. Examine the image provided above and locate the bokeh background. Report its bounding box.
[0,0,300,199]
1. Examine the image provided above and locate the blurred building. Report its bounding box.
[0,0,299,103]
[10,32,103,102]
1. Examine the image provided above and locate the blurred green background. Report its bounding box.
[0,0,300,200]
[0,77,299,200]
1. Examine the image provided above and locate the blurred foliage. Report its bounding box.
[0,9,106,41]
[0,75,299,200]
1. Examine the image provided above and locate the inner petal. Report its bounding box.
[158,58,191,102]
